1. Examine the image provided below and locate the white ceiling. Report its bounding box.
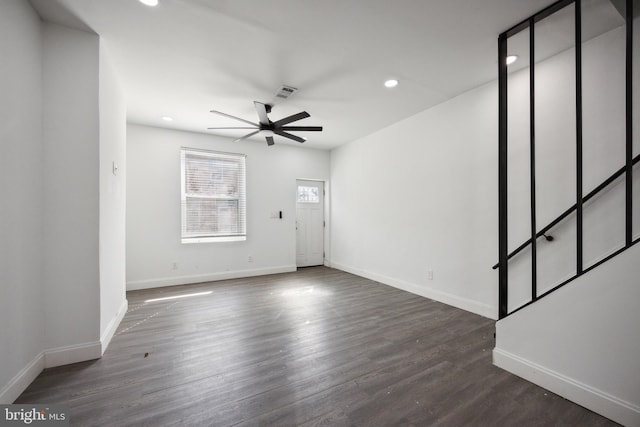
[31,0,561,150]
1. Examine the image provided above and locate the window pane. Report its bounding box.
[297,186,319,203]
[185,198,239,235]
[185,155,240,197]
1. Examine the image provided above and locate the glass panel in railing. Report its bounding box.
[582,0,627,268]
[534,3,578,295]
[506,26,533,312]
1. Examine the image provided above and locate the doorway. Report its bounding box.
[296,180,324,267]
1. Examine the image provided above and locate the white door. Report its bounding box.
[296,180,324,267]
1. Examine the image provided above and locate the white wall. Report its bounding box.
[330,81,499,319]
[126,124,331,289]
[329,18,638,324]
[1,4,118,403]
[99,41,128,352]
[494,242,640,426]
[42,23,101,353]
[0,0,45,403]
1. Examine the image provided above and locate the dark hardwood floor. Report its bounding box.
[16,267,617,426]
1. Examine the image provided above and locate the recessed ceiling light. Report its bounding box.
[161,116,173,122]
[506,55,518,65]
[384,79,399,88]
[139,0,158,6]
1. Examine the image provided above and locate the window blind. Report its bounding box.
[180,148,246,243]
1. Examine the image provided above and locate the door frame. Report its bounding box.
[295,179,329,268]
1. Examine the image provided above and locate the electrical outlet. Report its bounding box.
[427,269,434,280]
[172,262,178,270]
[248,255,253,263]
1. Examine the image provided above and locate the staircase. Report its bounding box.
[493,0,639,425]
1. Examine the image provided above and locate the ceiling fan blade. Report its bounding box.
[274,130,306,143]
[266,136,275,146]
[280,126,323,132]
[273,111,310,127]
[254,101,271,125]
[232,130,261,143]
[210,110,258,127]
[207,127,258,130]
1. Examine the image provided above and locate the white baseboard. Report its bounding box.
[493,348,640,427]
[44,341,102,369]
[330,261,496,319]
[0,353,44,404]
[126,265,297,291]
[1,340,102,404]
[100,299,128,355]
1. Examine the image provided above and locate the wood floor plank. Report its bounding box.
[15,267,618,426]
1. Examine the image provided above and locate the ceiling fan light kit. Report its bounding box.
[208,101,323,147]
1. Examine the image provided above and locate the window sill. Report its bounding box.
[181,236,246,244]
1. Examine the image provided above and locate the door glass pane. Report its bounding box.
[297,186,320,203]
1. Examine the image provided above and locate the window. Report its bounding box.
[297,186,320,203]
[180,148,246,243]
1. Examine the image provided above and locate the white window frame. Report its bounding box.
[180,147,247,243]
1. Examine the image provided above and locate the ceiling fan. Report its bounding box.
[208,101,323,146]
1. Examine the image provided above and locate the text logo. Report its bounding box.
[1,405,68,426]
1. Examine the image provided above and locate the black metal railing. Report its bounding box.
[493,153,640,270]
[497,0,636,319]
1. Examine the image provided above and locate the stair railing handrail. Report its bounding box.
[492,153,640,270]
